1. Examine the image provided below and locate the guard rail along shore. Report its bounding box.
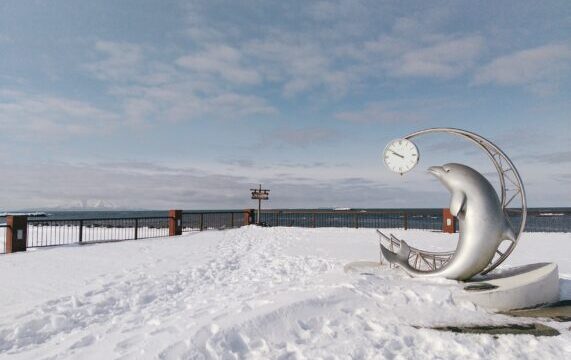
[1,208,569,254]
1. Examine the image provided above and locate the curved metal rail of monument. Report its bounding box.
[379,128,527,275]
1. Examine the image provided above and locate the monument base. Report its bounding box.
[454,263,560,311]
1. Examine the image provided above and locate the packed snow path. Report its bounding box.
[0,227,570,359]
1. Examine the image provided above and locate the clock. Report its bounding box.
[383,138,419,175]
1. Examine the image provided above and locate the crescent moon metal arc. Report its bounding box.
[379,128,527,277]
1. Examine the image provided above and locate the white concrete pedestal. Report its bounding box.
[454,263,560,311]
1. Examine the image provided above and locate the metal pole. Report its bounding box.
[257,184,261,225]
[79,220,83,243]
[134,218,138,240]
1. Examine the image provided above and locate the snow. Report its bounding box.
[0,227,570,359]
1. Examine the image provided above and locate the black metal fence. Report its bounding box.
[26,216,172,248]
[182,211,247,231]
[1,208,570,255]
[259,209,441,230]
[525,209,571,232]
[260,208,571,233]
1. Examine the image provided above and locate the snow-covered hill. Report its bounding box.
[0,227,569,359]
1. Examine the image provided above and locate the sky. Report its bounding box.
[0,0,570,210]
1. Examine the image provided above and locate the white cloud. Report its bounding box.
[335,102,426,124]
[83,40,275,124]
[266,127,339,147]
[176,45,262,85]
[0,34,12,44]
[389,36,484,78]
[474,44,571,89]
[85,41,144,82]
[0,90,120,138]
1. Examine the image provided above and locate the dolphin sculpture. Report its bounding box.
[381,163,515,281]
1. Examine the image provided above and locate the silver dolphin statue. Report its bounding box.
[381,163,515,281]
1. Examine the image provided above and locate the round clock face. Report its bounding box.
[383,138,419,174]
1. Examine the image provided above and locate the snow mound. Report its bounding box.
[0,227,570,359]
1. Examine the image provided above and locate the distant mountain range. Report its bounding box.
[10,199,148,212]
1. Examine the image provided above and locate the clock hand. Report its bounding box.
[389,150,404,159]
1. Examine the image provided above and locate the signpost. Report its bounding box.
[250,184,270,225]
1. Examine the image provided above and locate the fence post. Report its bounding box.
[199,213,204,231]
[231,212,234,228]
[5,215,27,253]
[134,218,138,240]
[442,208,456,233]
[169,210,182,236]
[354,213,358,228]
[403,211,408,230]
[243,209,254,226]
[79,220,83,243]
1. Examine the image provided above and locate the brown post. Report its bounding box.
[169,210,182,236]
[243,209,254,225]
[6,215,27,253]
[442,208,456,233]
[403,210,408,230]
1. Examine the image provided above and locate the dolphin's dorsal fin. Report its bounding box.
[450,191,466,217]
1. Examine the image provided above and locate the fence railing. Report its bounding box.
[27,216,172,248]
[259,208,571,233]
[182,210,248,231]
[259,209,443,230]
[1,207,570,255]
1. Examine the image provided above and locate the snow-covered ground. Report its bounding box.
[0,227,570,359]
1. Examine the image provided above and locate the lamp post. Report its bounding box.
[250,184,270,225]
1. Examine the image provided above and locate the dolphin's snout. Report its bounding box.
[427,166,445,177]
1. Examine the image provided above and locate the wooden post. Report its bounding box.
[5,215,27,253]
[169,210,182,236]
[442,208,456,233]
[199,213,204,231]
[243,209,254,226]
[403,211,408,230]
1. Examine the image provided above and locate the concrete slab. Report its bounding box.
[454,263,560,311]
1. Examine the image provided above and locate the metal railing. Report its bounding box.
[524,209,571,232]
[259,209,443,230]
[259,208,571,233]
[27,216,171,248]
[2,207,569,255]
[182,211,247,231]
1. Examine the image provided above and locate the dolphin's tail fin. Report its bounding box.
[500,211,517,242]
[502,222,516,242]
[380,239,412,269]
